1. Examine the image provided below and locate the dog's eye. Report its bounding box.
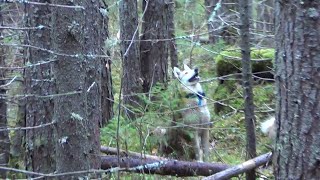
[184,72,188,74]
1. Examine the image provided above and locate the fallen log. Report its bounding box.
[203,152,273,180]
[100,146,272,177]
[101,155,230,177]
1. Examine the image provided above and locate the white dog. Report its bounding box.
[172,64,211,161]
[261,116,276,139]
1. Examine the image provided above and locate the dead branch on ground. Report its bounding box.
[101,155,230,177]
[101,146,272,177]
[203,152,272,180]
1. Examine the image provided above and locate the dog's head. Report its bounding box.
[173,64,200,85]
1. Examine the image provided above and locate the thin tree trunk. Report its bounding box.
[119,0,143,119]
[140,0,169,92]
[167,0,178,70]
[99,2,113,127]
[24,1,55,175]
[52,1,104,177]
[274,1,320,179]
[239,0,256,179]
[0,6,10,178]
[0,3,25,178]
[101,54,113,127]
[205,0,220,44]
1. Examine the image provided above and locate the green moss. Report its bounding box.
[215,48,275,77]
[213,81,275,114]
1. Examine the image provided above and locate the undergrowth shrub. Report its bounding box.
[101,81,182,156]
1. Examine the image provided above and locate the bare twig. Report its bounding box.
[3,0,85,9]
[0,121,55,132]
[0,25,45,30]
[0,75,17,88]
[101,146,167,160]
[123,0,149,56]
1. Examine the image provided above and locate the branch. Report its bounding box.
[203,152,272,180]
[3,0,85,9]
[101,155,230,177]
[101,146,166,160]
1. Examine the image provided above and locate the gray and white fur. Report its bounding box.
[173,64,211,161]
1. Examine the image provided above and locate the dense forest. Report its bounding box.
[0,0,319,179]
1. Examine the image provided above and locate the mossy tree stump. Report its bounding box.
[213,48,275,114]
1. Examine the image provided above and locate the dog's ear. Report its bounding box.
[173,67,181,78]
[183,64,191,71]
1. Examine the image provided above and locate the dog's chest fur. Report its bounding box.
[179,91,211,126]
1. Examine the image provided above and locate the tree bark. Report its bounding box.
[140,0,169,92]
[167,0,178,70]
[274,1,320,179]
[100,2,113,127]
[0,6,10,178]
[51,1,105,178]
[0,3,26,178]
[101,56,113,126]
[119,0,143,119]
[239,0,256,179]
[24,0,55,175]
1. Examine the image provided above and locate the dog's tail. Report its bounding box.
[261,116,276,139]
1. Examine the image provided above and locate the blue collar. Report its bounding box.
[185,92,205,106]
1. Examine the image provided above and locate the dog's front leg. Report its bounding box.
[194,131,203,161]
[201,128,210,162]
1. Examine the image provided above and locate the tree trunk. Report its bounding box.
[140,0,169,92]
[205,0,220,44]
[167,0,178,70]
[101,53,113,127]
[274,1,320,179]
[99,3,113,127]
[0,3,26,178]
[51,1,105,178]
[239,0,256,179]
[0,7,10,178]
[119,0,143,119]
[23,1,55,175]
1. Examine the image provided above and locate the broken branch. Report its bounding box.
[203,152,272,180]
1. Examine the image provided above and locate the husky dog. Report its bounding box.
[172,64,211,161]
[261,116,276,139]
